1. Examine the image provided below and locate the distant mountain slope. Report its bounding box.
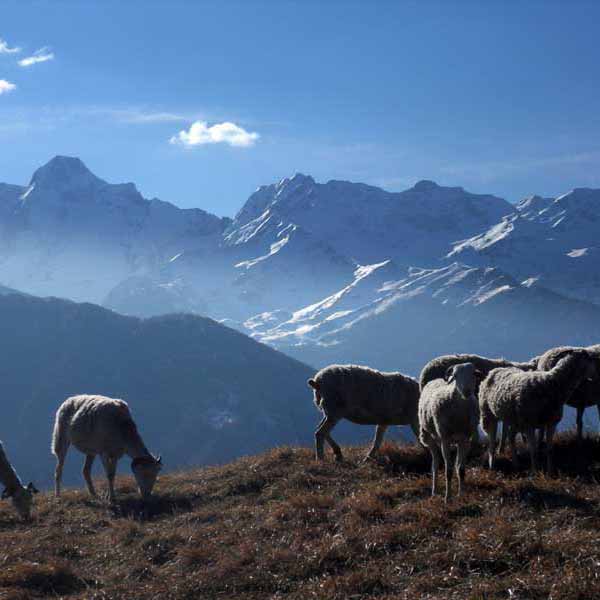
[0,292,320,487]
[245,262,600,376]
[449,188,600,305]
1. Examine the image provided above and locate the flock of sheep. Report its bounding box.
[1,344,599,520]
[308,344,600,501]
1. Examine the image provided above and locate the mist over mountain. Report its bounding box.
[1,156,599,388]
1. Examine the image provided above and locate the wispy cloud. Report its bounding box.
[95,108,189,124]
[170,120,259,148]
[0,80,16,95]
[0,38,21,54]
[18,47,54,67]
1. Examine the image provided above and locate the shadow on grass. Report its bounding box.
[0,561,93,596]
[377,432,600,480]
[112,492,194,521]
[505,482,595,511]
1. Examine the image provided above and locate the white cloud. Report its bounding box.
[0,38,21,54]
[18,47,54,67]
[0,79,16,95]
[170,120,259,148]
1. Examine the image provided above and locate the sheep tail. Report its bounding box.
[51,401,73,457]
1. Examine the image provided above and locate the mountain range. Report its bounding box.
[1,156,600,395]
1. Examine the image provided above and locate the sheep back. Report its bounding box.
[54,395,139,457]
[311,364,419,425]
[419,354,536,392]
[538,345,600,409]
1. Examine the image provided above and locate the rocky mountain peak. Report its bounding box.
[29,155,104,191]
[411,179,440,192]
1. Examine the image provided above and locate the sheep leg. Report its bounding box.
[510,428,519,469]
[54,448,68,498]
[364,424,388,461]
[430,444,441,497]
[576,406,584,444]
[83,454,97,497]
[101,455,118,503]
[525,427,538,472]
[545,423,557,475]
[537,428,545,453]
[499,423,508,453]
[314,416,327,460]
[420,431,439,496]
[325,433,343,462]
[410,420,426,449]
[440,439,453,503]
[315,416,339,461]
[486,419,498,470]
[456,441,469,497]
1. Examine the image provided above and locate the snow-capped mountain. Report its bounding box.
[449,188,600,305]
[242,261,600,375]
[0,156,227,303]
[228,174,514,268]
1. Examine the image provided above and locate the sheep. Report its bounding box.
[0,441,38,520]
[419,362,481,502]
[52,395,162,502]
[420,353,538,450]
[479,349,600,473]
[537,345,600,443]
[419,354,538,391]
[307,364,420,462]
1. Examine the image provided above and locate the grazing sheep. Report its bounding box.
[307,365,420,462]
[537,345,600,442]
[479,350,599,473]
[0,441,38,520]
[52,395,162,502]
[419,362,481,502]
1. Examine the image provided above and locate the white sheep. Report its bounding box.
[0,440,38,520]
[479,349,599,473]
[419,362,481,502]
[52,395,162,502]
[420,353,538,452]
[307,364,420,462]
[537,345,600,443]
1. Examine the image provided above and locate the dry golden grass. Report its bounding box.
[2,433,600,599]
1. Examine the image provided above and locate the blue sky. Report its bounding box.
[1,1,600,216]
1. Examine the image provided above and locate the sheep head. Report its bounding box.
[2,482,38,520]
[131,455,162,500]
[445,362,479,400]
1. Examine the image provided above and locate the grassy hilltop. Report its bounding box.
[2,435,600,599]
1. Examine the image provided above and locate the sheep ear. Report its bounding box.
[1,488,11,499]
[27,483,39,494]
[157,455,163,465]
[444,367,455,383]
[307,379,319,389]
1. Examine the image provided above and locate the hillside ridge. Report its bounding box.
[2,435,600,599]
